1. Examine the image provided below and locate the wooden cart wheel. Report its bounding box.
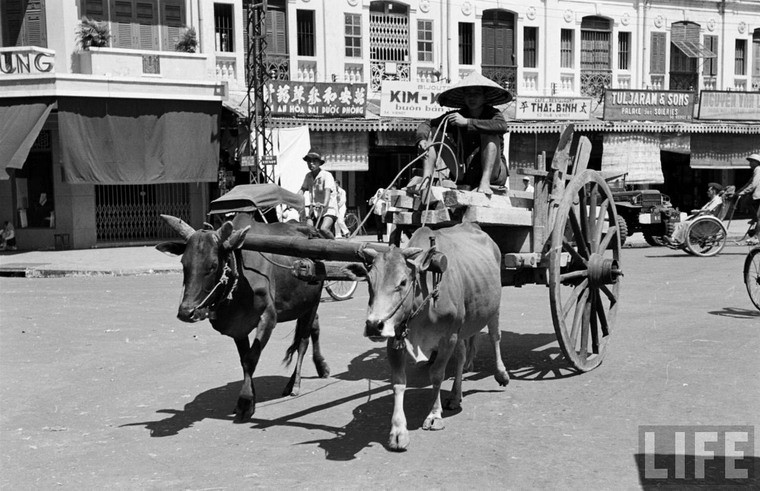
[549,170,623,371]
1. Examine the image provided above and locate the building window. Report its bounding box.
[703,35,718,76]
[736,39,747,75]
[296,10,315,57]
[618,32,630,70]
[344,13,362,58]
[560,29,574,68]
[2,0,47,47]
[580,17,611,70]
[523,27,538,68]
[214,3,233,52]
[265,0,288,56]
[459,22,473,65]
[650,31,667,74]
[418,19,433,62]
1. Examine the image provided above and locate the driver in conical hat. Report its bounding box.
[415,71,512,196]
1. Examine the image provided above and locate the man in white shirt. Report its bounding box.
[737,153,760,244]
[668,182,723,245]
[335,180,349,238]
[299,151,338,235]
[522,176,534,194]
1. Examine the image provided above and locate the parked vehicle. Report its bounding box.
[609,175,681,246]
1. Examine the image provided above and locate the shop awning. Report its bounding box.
[690,134,760,169]
[0,97,55,179]
[672,40,717,59]
[58,97,220,184]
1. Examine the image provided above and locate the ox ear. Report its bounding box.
[344,263,368,280]
[160,214,195,241]
[218,221,234,242]
[401,247,424,269]
[156,241,186,257]
[202,222,214,230]
[224,225,250,250]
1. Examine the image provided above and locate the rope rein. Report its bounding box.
[195,250,239,312]
[379,271,441,350]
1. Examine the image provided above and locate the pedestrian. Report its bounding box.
[1,221,16,251]
[735,153,760,244]
[415,71,511,197]
[368,187,388,242]
[335,180,350,238]
[522,176,534,194]
[299,151,338,235]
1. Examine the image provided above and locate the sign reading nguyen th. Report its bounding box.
[514,96,592,120]
[698,91,760,121]
[603,89,695,122]
[380,80,452,119]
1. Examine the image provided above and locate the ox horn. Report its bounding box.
[160,214,196,241]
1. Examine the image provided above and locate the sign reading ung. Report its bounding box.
[380,80,452,119]
[0,48,55,75]
[515,96,592,120]
[264,81,367,118]
[698,91,760,121]
[603,90,695,122]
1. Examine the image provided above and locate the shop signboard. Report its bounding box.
[264,81,367,118]
[603,89,695,122]
[0,47,55,75]
[380,80,452,119]
[698,91,760,121]
[514,96,592,120]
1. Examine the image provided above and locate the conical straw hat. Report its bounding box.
[436,71,513,108]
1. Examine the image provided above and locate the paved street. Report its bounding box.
[1,244,758,489]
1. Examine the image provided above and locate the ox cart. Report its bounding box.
[237,124,624,372]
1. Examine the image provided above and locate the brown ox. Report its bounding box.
[349,223,509,451]
[157,213,329,422]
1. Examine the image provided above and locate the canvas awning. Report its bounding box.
[690,134,760,169]
[0,97,55,179]
[58,97,220,184]
[672,40,717,59]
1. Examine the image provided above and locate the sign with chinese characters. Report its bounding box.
[380,80,452,119]
[698,91,760,121]
[264,81,367,118]
[514,96,592,120]
[603,89,695,122]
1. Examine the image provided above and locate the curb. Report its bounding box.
[0,267,181,278]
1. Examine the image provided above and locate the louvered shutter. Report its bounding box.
[111,0,135,48]
[265,8,287,55]
[83,0,107,20]
[482,25,495,65]
[2,0,46,47]
[753,35,760,78]
[2,0,24,46]
[703,35,718,76]
[136,1,158,50]
[23,0,46,47]
[161,0,185,51]
[650,32,666,74]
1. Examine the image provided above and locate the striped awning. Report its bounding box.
[673,40,717,59]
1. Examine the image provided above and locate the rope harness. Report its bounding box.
[377,269,441,350]
[194,250,239,317]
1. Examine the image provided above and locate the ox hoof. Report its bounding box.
[283,376,300,397]
[444,397,462,411]
[495,370,510,387]
[315,359,330,378]
[422,416,445,431]
[234,397,255,422]
[388,429,410,451]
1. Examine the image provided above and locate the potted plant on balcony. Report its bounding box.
[175,27,198,53]
[75,17,111,50]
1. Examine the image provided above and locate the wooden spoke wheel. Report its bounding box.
[744,247,760,311]
[684,216,726,257]
[549,170,623,371]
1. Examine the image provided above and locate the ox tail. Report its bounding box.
[283,341,298,367]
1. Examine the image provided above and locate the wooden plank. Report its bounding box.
[391,208,451,225]
[442,189,513,209]
[571,136,591,177]
[519,168,550,178]
[390,193,420,210]
[462,206,533,226]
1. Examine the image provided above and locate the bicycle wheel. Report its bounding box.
[325,280,358,301]
[684,217,726,257]
[744,247,760,311]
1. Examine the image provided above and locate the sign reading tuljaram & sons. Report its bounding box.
[603,89,695,122]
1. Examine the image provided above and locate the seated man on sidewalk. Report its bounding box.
[415,71,512,197]
[666,182,723,245]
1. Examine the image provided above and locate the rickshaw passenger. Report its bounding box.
[299,151,338,235]
[415,71,512,196]
[666,182,723,245]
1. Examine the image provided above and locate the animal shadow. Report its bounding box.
[120,375,290,437]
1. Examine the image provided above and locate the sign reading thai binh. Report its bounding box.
[264,81,367,118]
[603,89,695,122]
[380,80,452,119]
[698,91,760,121]
[514,96,592,120]
[0,48,55,75]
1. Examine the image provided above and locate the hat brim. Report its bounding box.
[437,86,513,108]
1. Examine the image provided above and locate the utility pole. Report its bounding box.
[244,0,274,184]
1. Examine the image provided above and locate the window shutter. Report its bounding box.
[112,0,136,49]
[703,35,718,76]
[482,25,495,65]
[23,0,46,47]
[136,1,157,50]
[2,0,24,46]
[650,32,666,74]
[2,0,46,47]
[84,0,107,20]
[494,28,507,66]
[265,8,288,55]
[753,37,760,78]
[161,0,185,51]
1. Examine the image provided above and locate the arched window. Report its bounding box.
[369,1,410,91]
[481,9,516,90]
[581,16,611,71]
[753,28,760,89]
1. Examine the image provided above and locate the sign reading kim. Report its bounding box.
[603,89,695,122]
[264,81,367,118]
[698,91,760,121]
[515,96,592,120]
[380,80,452,119]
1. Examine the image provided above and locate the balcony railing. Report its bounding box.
[370,61,410,92]
[580,69,612,100]
[482,65,517,94]
[78,47,208,80]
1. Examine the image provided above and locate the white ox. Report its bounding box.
[349,223,509,451]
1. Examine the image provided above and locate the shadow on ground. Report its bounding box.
[708,306,760,319]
